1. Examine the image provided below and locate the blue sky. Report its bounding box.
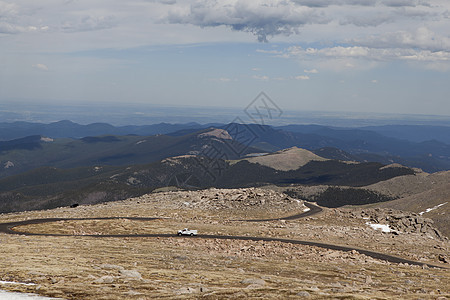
[1,0,450,116]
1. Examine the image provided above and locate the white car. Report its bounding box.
[177,228,198,236]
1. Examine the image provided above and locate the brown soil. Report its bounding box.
[0,188,449,299]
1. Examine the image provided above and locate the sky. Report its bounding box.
[1,0,450,116]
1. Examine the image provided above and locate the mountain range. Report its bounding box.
[1,121,449,173]
[0,120,448,236]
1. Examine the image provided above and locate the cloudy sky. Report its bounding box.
[1,0,450,116]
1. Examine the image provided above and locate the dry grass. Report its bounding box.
[0,193,449,299]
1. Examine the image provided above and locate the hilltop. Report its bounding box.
[240,147,328,171]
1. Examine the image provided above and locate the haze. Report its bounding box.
[1,0,450,116]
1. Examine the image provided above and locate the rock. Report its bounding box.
[438,254,448,264]
[175,287,198,294]
[100,264,124,271]
[119,269,143,280]
[95,276,115,284]
[246,284,265,289]
[241,278,266,286]
[296,291,311,297]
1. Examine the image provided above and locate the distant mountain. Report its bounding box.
[362,125,450,144]
[0,128,260,178]
[1,121,449,172]
[0,135,43,151]
[0,150,415,214]
[233,123,450,172]
[0,120,209,140]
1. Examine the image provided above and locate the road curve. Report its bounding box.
[0,203,446,269]
[237,202,322,222]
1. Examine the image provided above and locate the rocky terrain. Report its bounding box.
[0,188,448,299]
[367,170,450,237]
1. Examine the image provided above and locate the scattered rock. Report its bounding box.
[100,264,124,271]
[296,291,311,297]
[241,278,266,286]
[438,254,448,264]
[174,287,198,294]
[95,276,115,284]
[357,208,443,239]
[119,269,142,280]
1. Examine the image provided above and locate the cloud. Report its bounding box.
[353,27,450,52]
[252,75,270,80]
[304,68,318,73]
[167,0,330,42]
[32,63,49,71]
[209,77,233,82]
[282,44,450,71]
[371,79,378,83]
[165,0,441,42]
[61,15,117,33]
[294,75,310,80]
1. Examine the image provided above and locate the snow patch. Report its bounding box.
[3,161,14,169]
[0,289,60,299]
[0,281,35,286]
[40,137,53,142]
[303,207,310,212]
[366,222,391,233]
[419,202,447,215]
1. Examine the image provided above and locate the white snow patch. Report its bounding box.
[0,281,35,286]
[0,290,60,299]
[303,207,310,212]
[419,202,448,215]
[366,222,391,233]
[4,161,14,169]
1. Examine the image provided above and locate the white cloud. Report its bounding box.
[294,75,310,80]
[304,68,318,73]
[371,79,378,83]
[252,75,270,80]
[32,63,49,71]
[164,0,445,42]
[353,27,450,52]
[209,77,233,82]
[282,44,450,71]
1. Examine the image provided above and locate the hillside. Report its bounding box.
[0,129,259,178]
[365,171,450,237]
[241,147,328,171]
[1,121,449,172]
[0,149,416,214]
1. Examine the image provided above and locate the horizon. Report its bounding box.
[1,100,450,127]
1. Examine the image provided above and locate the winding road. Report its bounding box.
[0,202,446,269]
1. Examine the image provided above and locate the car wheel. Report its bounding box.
[177,233,181,236]
[190,233,194,236]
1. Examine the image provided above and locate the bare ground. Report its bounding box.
[0,188,449,299]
